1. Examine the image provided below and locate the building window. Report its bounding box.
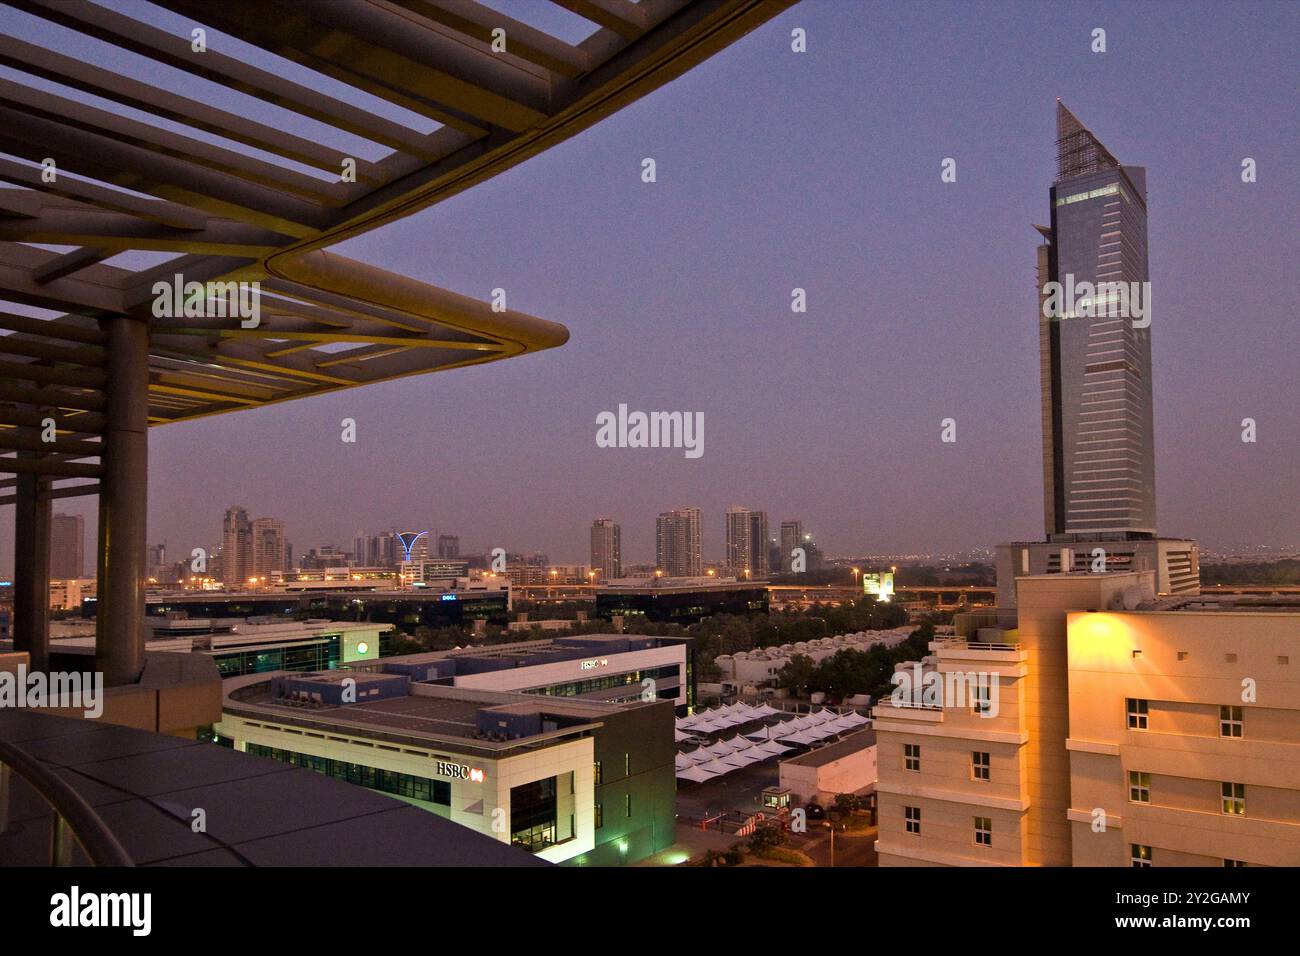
[1128,771,1151,803]
[624,753,630,776]
[904,806,921,834]
[1224,859,1247,867]
[593,761,602,786]
[972,752,990,781]
[625,793,631,817]
[1221,782,1245,816]
[972,683,993,716]
[974,816,992,847]
[595,803,603,829]
[509,776,559,853]
[904,743,921,772]
[1219,705,1243,738]
[1126,698,1149,730]
[1131,844,1153,867]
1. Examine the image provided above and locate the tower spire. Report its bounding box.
[1055,99,1119,182]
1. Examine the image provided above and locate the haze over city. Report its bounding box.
[1,0,1295,575]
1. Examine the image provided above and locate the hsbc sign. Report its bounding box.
[437,760,484,782]
[580,658,609,671]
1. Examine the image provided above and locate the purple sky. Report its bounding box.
[3,0,1297,575]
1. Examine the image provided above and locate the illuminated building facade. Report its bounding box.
[875,571,1300,866]
[217,668,677,865]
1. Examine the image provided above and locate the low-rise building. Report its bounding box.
[596,576,768,625]
[874,571,1300,867]
[366,633,695,714]
[780,729,878,805]
[217,670,676,865]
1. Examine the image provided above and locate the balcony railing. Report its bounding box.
[933,638,1023,652]
[0,738,133,866]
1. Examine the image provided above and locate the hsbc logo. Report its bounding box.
[580,658,609,671]
[437,760,483,781]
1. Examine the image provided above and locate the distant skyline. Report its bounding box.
[2,1,1297,577]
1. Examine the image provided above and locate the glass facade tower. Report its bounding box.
[1040,101,1157,541]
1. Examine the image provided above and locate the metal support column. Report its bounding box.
[12,443,51,673]
[95,316,149,686]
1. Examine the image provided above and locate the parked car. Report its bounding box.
[805,802,825,820]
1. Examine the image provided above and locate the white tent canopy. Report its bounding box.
[694,757,739,777]
[676,764,722,783]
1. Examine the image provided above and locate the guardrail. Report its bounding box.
[0,739,134,866]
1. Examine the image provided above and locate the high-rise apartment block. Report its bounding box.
[590,518,621,582]
[251,517,287,575]
[724,506,768,578]
[656,507,701,577]
[779,520,803,572]
[50,512,84,580]
[222,506,252,587]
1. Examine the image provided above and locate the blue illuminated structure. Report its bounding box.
[396,531,428,562]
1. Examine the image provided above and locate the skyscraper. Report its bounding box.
[655,507,701,577]
[779,520,803,572]
[590,518,622,581]
[1041,100,1156,541]
[725,506,769,578]
[222,506,252,586]
[996,103,1198,606]
[49,513,84,579]
[436,534,460,559]
[251,517,287,575]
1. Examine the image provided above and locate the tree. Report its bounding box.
[834,793,863,815]
[748,822,786,853]
[386,633,424,656]
[775,654,818,696]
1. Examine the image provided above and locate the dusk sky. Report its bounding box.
[2,0,1297,575]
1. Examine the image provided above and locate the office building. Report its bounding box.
[217,667,677,865]
[251,517,287,576]
[779,520,803,572]
[596,576,768,627]
[355,532,399,568]
[1043,100,1156,539]
[875,570,1300,866]
[725,506,769,578]
[998,103,1198,604]
[656,507,702,577]
[146,543,168,583]
[49,578,95,611]
[137,581,512,634]
[222,506,253,587]
[48,615,385,679]
[402,559,471,587]
[590,518,622,582]
[374,633,692,711]
[437,534,460,559]
[50,513,84,580]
